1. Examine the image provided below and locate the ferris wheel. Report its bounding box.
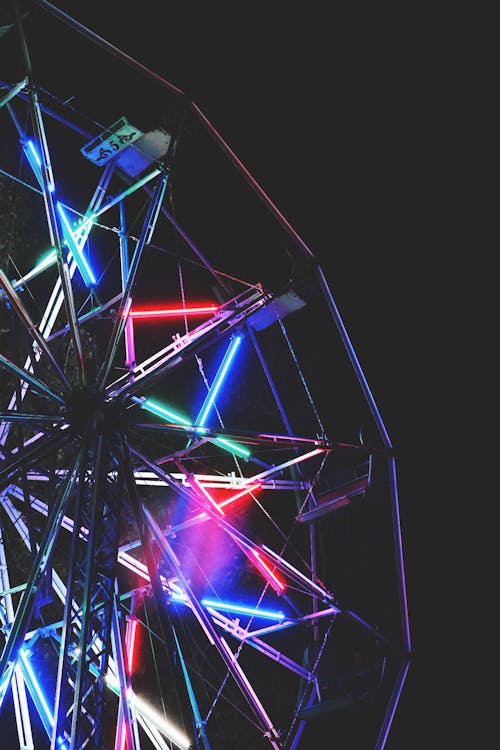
[0,3,411,749]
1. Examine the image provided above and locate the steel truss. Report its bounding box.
[0,2,411,749]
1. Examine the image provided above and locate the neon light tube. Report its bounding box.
[0,662,15,710]
[113,609,137,750]
[104,674,191,750]
[170,590,188,604]
[219,483,261,508]
[22,139,43,190]
[251,448,325,482]
[124,305,219,319]
[125,312,136,370]
[261,544,332,599]
[126,617,138,674]
[196,335,241,429]
[117,616,139,750]
[80,168,161,232]
[13,248,58,288]
[222,532,285,594]
[0,77,27,109]
[18,649,54,734]
[71,212,94,248]
[10,665,34,750]
[213,436,250,458]
[27,140,41,168]
[138,398,194,428]
[187,482,261,525]
[133,397,250,458]
[201,599,285,621]
[27,140,55,193]
[125,313,136,367]
[250,550,286,593]
[191,475,225,515]
[57,203,97,286]
[133,695,190,750]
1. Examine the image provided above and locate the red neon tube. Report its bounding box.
[123,305,218,319]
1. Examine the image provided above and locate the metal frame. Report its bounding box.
[0,3,410,749]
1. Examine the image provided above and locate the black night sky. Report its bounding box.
[0,1,443,747]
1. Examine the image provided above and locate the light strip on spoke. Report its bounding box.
[201,598,285,621]
[56,202,96,286]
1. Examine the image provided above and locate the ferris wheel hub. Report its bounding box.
[66,387,126,436]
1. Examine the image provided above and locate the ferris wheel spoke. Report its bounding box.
[118,433,197,735]
[0,352,65,406]
[0,430,69,488]
[97,171,169,389]
[0,446,82,697]
[0,270,71,392]
[23,78,87,386]
[143,506,283,749]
